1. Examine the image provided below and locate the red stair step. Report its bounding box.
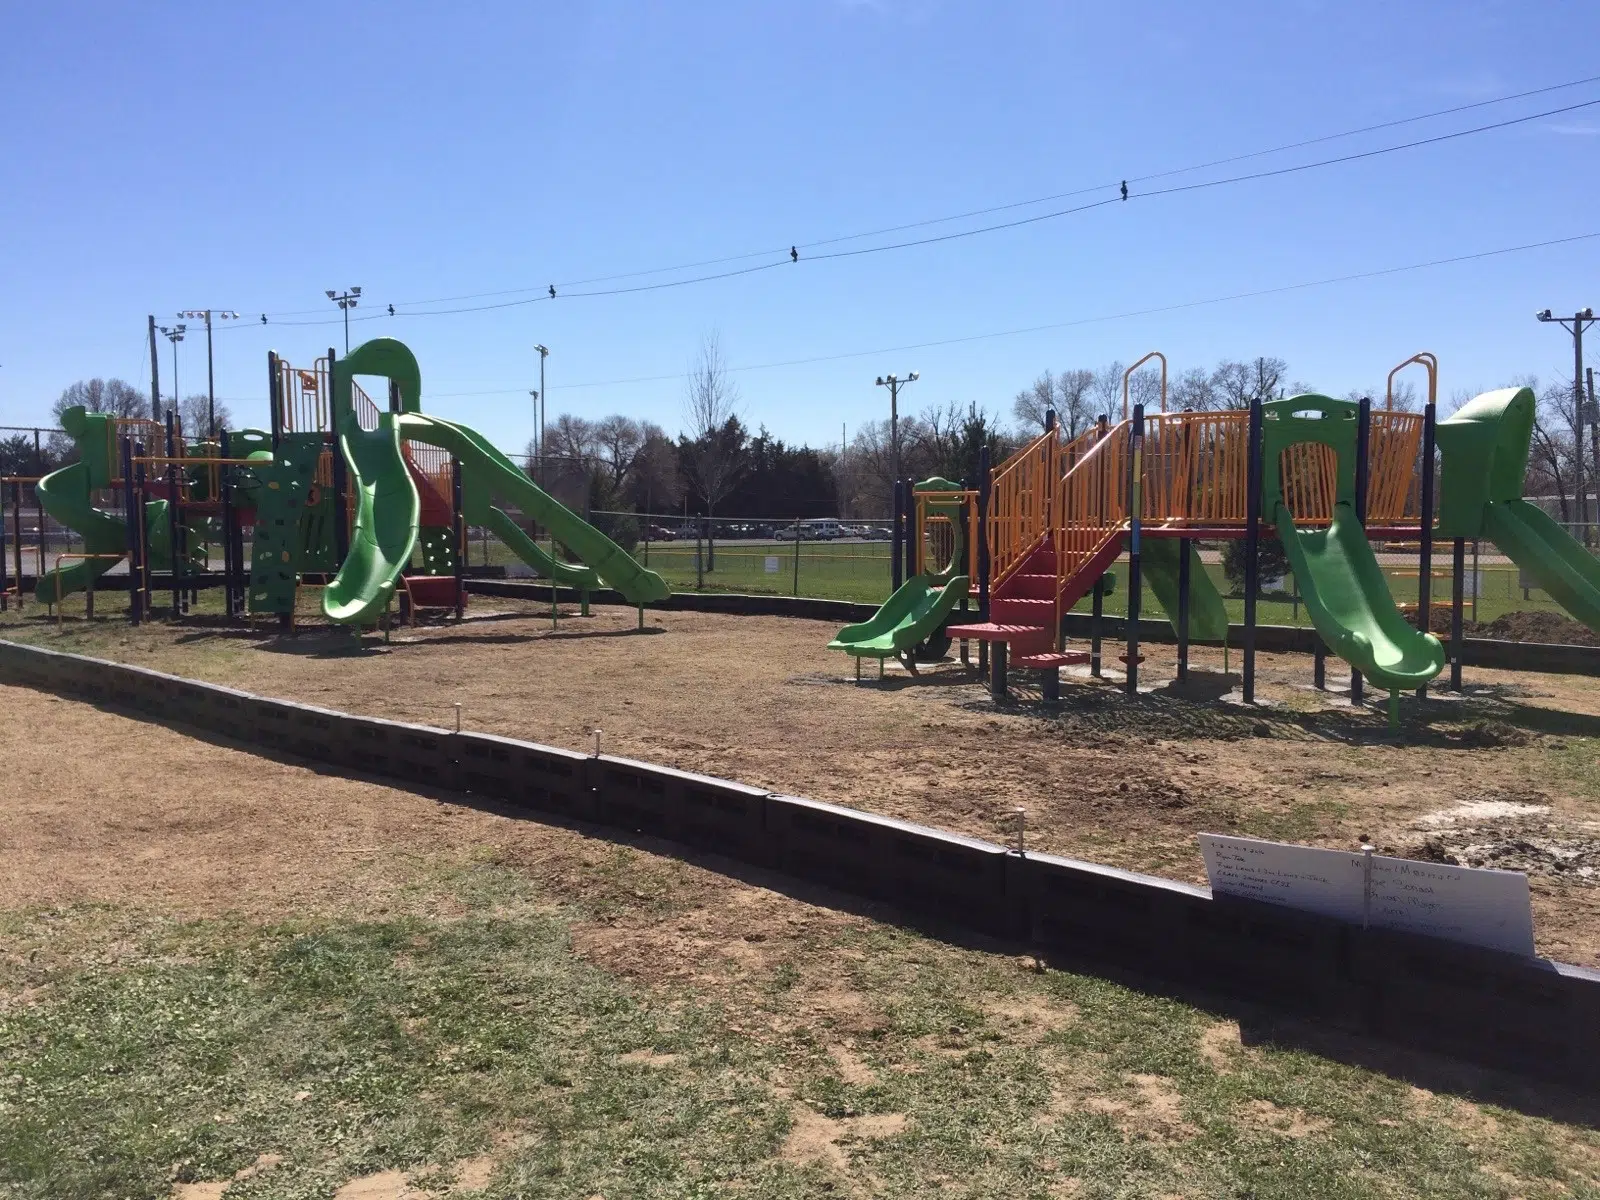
[990,597,1054,624]
[998,572,1055,600]
[946,622,1052,648]
[1013,650,1092,670]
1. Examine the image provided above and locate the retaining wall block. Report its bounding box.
[175,681,255,741]
[284,701,351,765]
[1183,895,1361,1020]
[341,713,456,790]
[456,731,595,821]
[592,755,768,861]
[766,795,1013,933]
[0,642,62,689]
[1349,926,1600,1087]
[1018,852,1212,973]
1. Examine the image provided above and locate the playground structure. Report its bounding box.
[833,351,1600,724]
[15,337,666,631]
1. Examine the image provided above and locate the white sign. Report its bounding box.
[764,555,780,574]
[1199,833,1534,957]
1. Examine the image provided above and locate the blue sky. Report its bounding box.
[3,0,1600,453]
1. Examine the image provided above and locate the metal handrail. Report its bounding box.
[1122,350,1168,419]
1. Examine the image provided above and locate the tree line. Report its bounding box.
[37,340,1594,528]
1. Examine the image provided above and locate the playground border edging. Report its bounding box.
[461,580,1600,677]
[2,635,1597,1090]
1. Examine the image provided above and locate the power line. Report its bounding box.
[226,76,1600,321]
[407,231,1598,397]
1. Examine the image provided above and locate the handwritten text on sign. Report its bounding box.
[1199,833,1535,957]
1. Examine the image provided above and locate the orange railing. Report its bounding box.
[1367,410,1425,521]
[1140,410,1253,526]
[278,359,383,435]
[1052,419,1131,628]
[986,426,1060,587]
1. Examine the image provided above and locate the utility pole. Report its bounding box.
[158,324,187,423]
[528,389,539,475]
[325,287,361,352]
[1536,307,1596,532]
[147,315,162,422]
[1589,366,1599,546]
[875,371,920,485]
[179,310,240,437]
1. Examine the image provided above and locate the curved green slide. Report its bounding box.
[1438,386,1600,633]
[323,338,667,626]
[1261,396,1444,694]
[35,406,189,603]
[830,478,969,661]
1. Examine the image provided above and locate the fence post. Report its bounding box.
[792,520,801,595]
[1125,404,1145,697]
[696,519,706,590]
[1243,399,1263,705]
[1450,537,1465,692]
[1351,397,1372,707]
[0,472,8,612]
[1415,400,1438,699]
[891,481,904,593]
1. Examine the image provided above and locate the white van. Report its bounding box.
[798,519,844,540]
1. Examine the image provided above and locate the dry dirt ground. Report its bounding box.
[10,599,1600,963]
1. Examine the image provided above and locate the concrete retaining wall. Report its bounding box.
[0,636,1593,1089]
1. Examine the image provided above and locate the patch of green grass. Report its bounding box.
[4,860,1599,1198]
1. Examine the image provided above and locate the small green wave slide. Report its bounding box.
[828,575,970,659]
[322,338,667,626]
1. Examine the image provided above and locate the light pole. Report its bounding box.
[326,287,362,352]
[528,389,539,475]
[178,310,240,438]
[875,371,919,485]
[534,344,549,487]
[159,324,187,422]
[1536,307,1596,533]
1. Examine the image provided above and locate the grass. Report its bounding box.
[4,856,1597,1199]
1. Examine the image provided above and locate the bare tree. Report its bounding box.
[1090,362,1125,420]
[49,378,149,457]
[1170,366,1218,411]
[682,331,747,529]
[1211,357,1288,408]
[1012,370,1056,433]
[593,414,645,489]
[1055,368,1096,435]
[177,393,234,440]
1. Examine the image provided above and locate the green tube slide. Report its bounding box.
[1140,539,1228,642]
[35,460,128,602]
[323,415,416,625]
[1260,396,1443,694]
[322,338,667,626]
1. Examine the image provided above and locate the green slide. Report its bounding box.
[1483,501,1600,630]
[35,406,190,602]
[397,412,668,604]
[1260,396,1444,697]
[323,338,667,626]
[1141,538,1228,641]
[1437,385,1600,633]
[830,477,969,663]
[828,575,970,659]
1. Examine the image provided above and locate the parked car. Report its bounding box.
[646,525,676,541]
[774,524,802,540]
